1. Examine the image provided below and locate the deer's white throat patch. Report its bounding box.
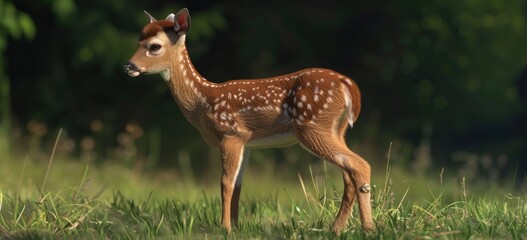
[160,69,171,81]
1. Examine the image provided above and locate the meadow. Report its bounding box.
[1,138,526,239]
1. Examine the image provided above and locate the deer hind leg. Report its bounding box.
[293,127,374,233]
[332,170,356,233]
[219,136,246,232]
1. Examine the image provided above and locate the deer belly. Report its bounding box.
[245,132,297,149]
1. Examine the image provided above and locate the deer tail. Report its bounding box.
[341,78,361,129]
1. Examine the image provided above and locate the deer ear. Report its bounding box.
[173,8,191,36]
[165,13,175,22]
[144,10,157,23]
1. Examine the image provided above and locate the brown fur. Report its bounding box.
[140,21,176,41]
[126,11,374,234]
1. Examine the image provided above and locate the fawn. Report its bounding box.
[124,8,373,234]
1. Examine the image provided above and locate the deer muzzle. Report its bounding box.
[124,61,144,77]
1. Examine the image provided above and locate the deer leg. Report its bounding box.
[230,149,249,227]
[334,151,374,233]
[219,137,246,233]
[294,128,374,233]
[331,171,356,233]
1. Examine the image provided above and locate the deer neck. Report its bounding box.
[165,35,215,118]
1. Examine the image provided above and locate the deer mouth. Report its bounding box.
[124,62,145,77]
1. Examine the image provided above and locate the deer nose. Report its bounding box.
[124,61,142,77]
[124,61,139,72]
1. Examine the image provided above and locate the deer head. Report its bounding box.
[124,8,191,80]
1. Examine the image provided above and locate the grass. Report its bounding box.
[0,140,526,239]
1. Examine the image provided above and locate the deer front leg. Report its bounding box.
[219,136,246,233]
[231,149,249,227]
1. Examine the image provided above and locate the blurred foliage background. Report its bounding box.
[1,0,526,189]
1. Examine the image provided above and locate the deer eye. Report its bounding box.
[149,44,162,52]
